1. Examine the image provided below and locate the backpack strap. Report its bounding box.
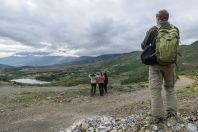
[157,24,174,29]
[170,24,176,28]
[154,25,161,45]
[155,25,161,30]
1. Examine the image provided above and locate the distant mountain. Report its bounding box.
[2,41,198,85]
[0,64,13,68]
[0,64,13,72]
[1,41,198,68]
[0,52,77,66]
[178,41,198,70]
[0,51,129,67]
[71,53,130,64]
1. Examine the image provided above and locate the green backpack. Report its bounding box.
[155,25,179,65]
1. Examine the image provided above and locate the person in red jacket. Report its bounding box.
[97,72,105,96]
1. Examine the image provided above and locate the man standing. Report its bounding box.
[141,10,179,124]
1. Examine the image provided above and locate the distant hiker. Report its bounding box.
[141,10,180,124]
[97,72,105,96]
[88,73,97,95]
[104,72,108,94]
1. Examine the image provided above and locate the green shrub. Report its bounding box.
[121,70,148,84]
[35,72,67,81]
[0,75,11,82]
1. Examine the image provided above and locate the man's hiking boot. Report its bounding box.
[165,110,178,126]
[149,116,165,125]
[148,116,165,131]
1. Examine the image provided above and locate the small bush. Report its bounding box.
[121,71,148,85]
[0,75,11,82]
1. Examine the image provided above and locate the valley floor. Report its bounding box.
[0,76,196,132]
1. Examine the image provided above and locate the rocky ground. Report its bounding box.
[64,97,198,132]
[65,113,198,132]
[62,76,198,132]
[0,76,197,132]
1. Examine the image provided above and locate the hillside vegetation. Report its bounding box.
[178,41,198,71]
[1,41,198,86]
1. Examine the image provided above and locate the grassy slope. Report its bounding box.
[2,41,198,86]
[98,51,148,84]
[1,42,198,112]
[178,41,198,72]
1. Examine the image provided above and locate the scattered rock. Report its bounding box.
[46,96,52,100]
[79,122,89,132]
[187,123,197,132]
[62,113,198,132]
[87,127,94,132]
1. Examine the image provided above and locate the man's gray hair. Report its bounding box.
[156,9,169,21]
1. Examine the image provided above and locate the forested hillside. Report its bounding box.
[1,41,198,86]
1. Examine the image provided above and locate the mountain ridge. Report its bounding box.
[0,52,131,67]
[0,41,198,67]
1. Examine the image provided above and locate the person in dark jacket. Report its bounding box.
[103,72,108,94]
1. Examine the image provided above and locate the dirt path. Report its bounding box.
[0,76,195,132]
[175,76,194,89]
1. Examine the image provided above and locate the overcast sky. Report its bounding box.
[0,0,198,57]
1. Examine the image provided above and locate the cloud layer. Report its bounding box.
[0,0,198,57]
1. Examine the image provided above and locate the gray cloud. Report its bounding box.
[0,0,198,57]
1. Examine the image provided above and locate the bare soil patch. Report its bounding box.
[0,76,195,132]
